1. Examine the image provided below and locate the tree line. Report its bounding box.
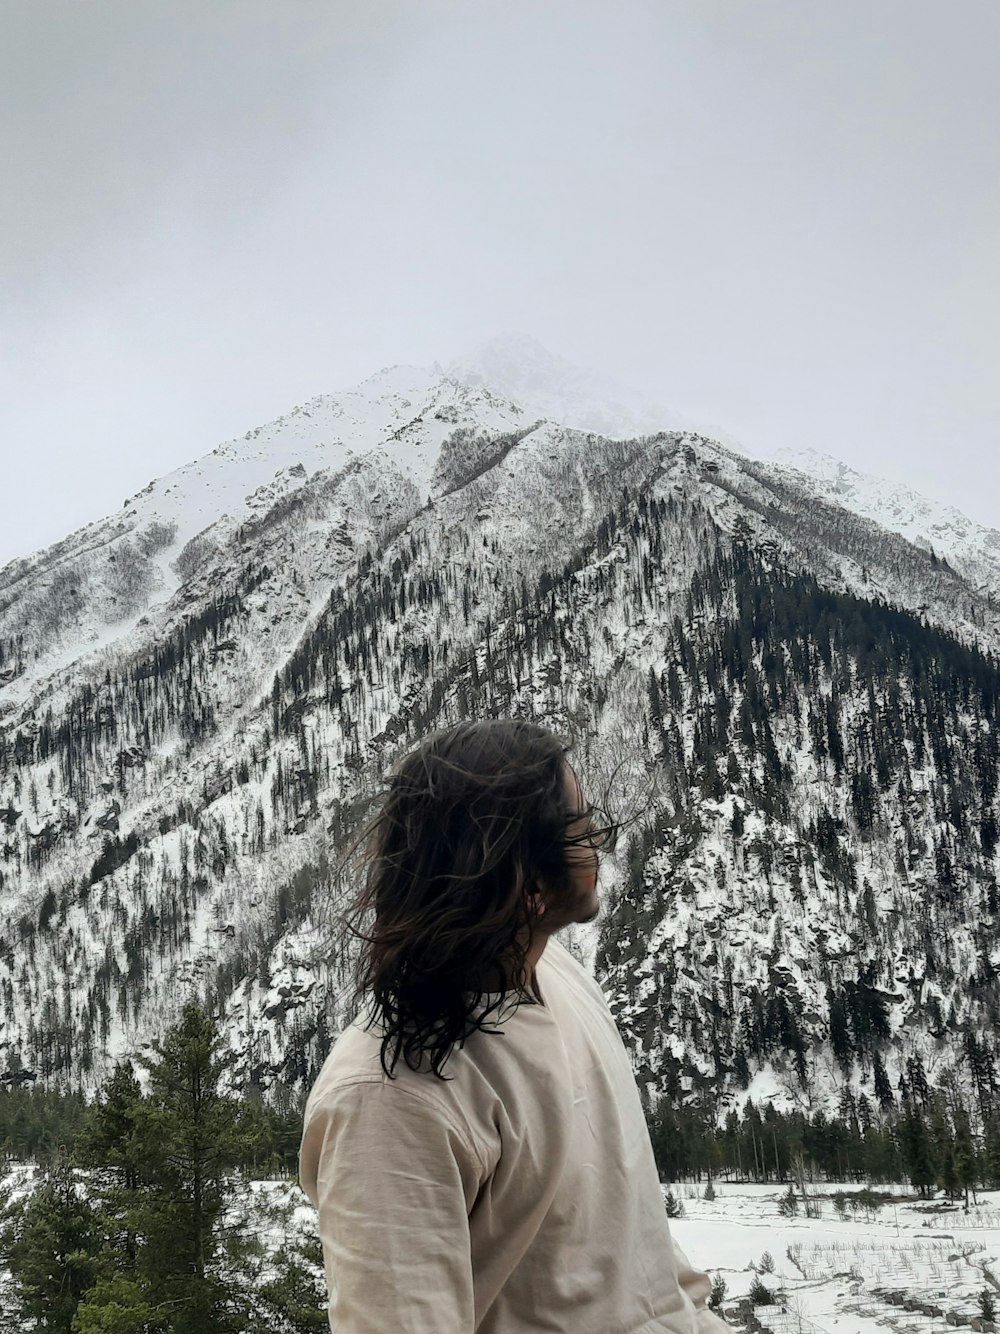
[648,1083,1000,1206]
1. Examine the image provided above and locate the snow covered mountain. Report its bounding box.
[0,362,528,709]
[766,446,1000,603]
[1,338,998,1131]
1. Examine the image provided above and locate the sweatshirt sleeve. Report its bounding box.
[671,1236,731,1334]
[299,1077,487,1334]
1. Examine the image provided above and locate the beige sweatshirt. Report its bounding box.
[299,936,728,1334]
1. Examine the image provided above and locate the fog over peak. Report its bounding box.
[447,333,692,439]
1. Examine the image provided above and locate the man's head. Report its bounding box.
[348,718,613,1077]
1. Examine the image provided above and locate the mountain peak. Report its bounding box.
[447,333,690,439]
[449,331,577,382]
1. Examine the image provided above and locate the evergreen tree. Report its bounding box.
[984,1116,1000,1188]
[899,1101,936,1198]
[906,1054,931,1106]
[872,1050,895,1111]
[952,1107,978,1207]
[827,988,852,1072]
[4,1155,100,1332]
[71,1273,164,1334]
[130,1001,256,1334]
[709,1274,727,1311]
[937,1136,960,1200]
[76,1061,145,1269]
[748,1275,777,1307]
[249,1237,328,1333]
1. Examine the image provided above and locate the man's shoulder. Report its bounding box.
[302,1019,499,1172]
[305,1016,485,1121]
[306,1017,392,1104]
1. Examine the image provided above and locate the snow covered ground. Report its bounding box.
[666,1181,1000,1334]
[4,1167,1000,1331]
[239,1174,1000,1333]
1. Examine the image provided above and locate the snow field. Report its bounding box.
[667,1182,1000,1334]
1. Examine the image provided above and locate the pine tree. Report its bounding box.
[899,1102,936,1198]
[906,1054,931,1106]
[872,1050,895,1110]
[664,1188,685,1218]
[76,1060,145,1269]
[250,1237,328,1333]
[937,1136,960,1201]
[984,1117,1000,1188]
[709,1274,727,1311]
[71,1273,164,1334]
[5,1155,100,1332]
[827,988,852,1072]
[130,1001,256,1334]
[953,1108,979,1207]
[749,1274,777,1306]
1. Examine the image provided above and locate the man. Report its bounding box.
[299,718,727,1333]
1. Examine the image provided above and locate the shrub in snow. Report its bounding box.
[851,1188,882,1218]
[664,1189,685,1218]
[749,1275,777,1307]
[778,1184,799,1217]
[100,538,157,617]
[709,1274,727,1310]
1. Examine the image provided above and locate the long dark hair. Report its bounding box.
[344,718,610,1079]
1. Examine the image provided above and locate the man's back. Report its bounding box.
[300,937,725,1334]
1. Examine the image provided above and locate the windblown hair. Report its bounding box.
[346,719,595,1079]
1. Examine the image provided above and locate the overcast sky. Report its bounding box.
[3,1,999,566]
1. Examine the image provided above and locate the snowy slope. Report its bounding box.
[0,368,530,707]
[767,446,1000,601]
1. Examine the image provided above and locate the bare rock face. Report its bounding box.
[94,801,121,834]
